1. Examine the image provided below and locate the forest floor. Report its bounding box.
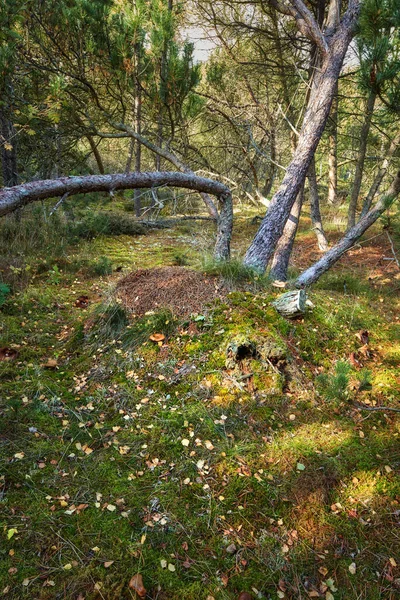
[0,201,399,600]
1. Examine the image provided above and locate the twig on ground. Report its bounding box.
[386,230,400,269]
[354,403,400,413]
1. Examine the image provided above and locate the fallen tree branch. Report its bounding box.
[294,171,400,287]
[0,171,233,260]
[354,403,400,413]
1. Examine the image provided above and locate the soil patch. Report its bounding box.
[116,266,226,317]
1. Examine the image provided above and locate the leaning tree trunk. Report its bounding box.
[269,186,304,281]
[243,3,360,272]
[347,89,376,228]
[295,170,400,287]
[360,130,400,218]
[308,158,329,250]
[0,171,233,260]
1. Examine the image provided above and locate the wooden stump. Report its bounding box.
[272,289,307,318]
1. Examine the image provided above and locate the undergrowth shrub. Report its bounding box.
[90,256,113,276]
[202,257,269,290]
[316,360,352,401]
[70,212,147,239]
[86,302,177,350]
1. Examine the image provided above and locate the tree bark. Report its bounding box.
[347,89,377,228]
[133,77,142,218]
[308,158,329,250]
[269,186,304,281]
[86,134,105,174]
[0,171,233,260]
[359,130,400,218]
[327,85,338,205]
[243,1,360,272]
[295,170,400,287]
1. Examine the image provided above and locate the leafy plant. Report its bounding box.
[357,368,373,392]
[47,265,61,284]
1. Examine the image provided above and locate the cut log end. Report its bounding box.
[272,289,308,318]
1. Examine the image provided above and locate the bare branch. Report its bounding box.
[290,0,329,54]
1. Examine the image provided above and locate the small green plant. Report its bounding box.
[47,265,61,284]
[0,282,11,307]
[316,360,352,401]
[357,368,373,391]
[172,251,189,266]
[91,256,113,276]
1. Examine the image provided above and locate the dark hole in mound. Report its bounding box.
[235,343,260,361]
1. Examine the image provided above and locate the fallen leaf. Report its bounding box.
[7,528,18,540]
[296,462,305,471]
[129,574,146,598]
[349,562,356,574]
[104,561,114,568]
[181,439,190,447]
[106,504,116,512]
[168,563,176,572]
[43,358,58,369]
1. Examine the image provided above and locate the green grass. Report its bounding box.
[0,213,399,599]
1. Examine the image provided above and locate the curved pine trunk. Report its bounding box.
[295,171,400,287]
[269,187,304,282]
[0,171,233,260]
[243,3,360,272]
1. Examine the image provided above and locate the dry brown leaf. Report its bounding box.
[43,359,58,369]
[129,574,146,598]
